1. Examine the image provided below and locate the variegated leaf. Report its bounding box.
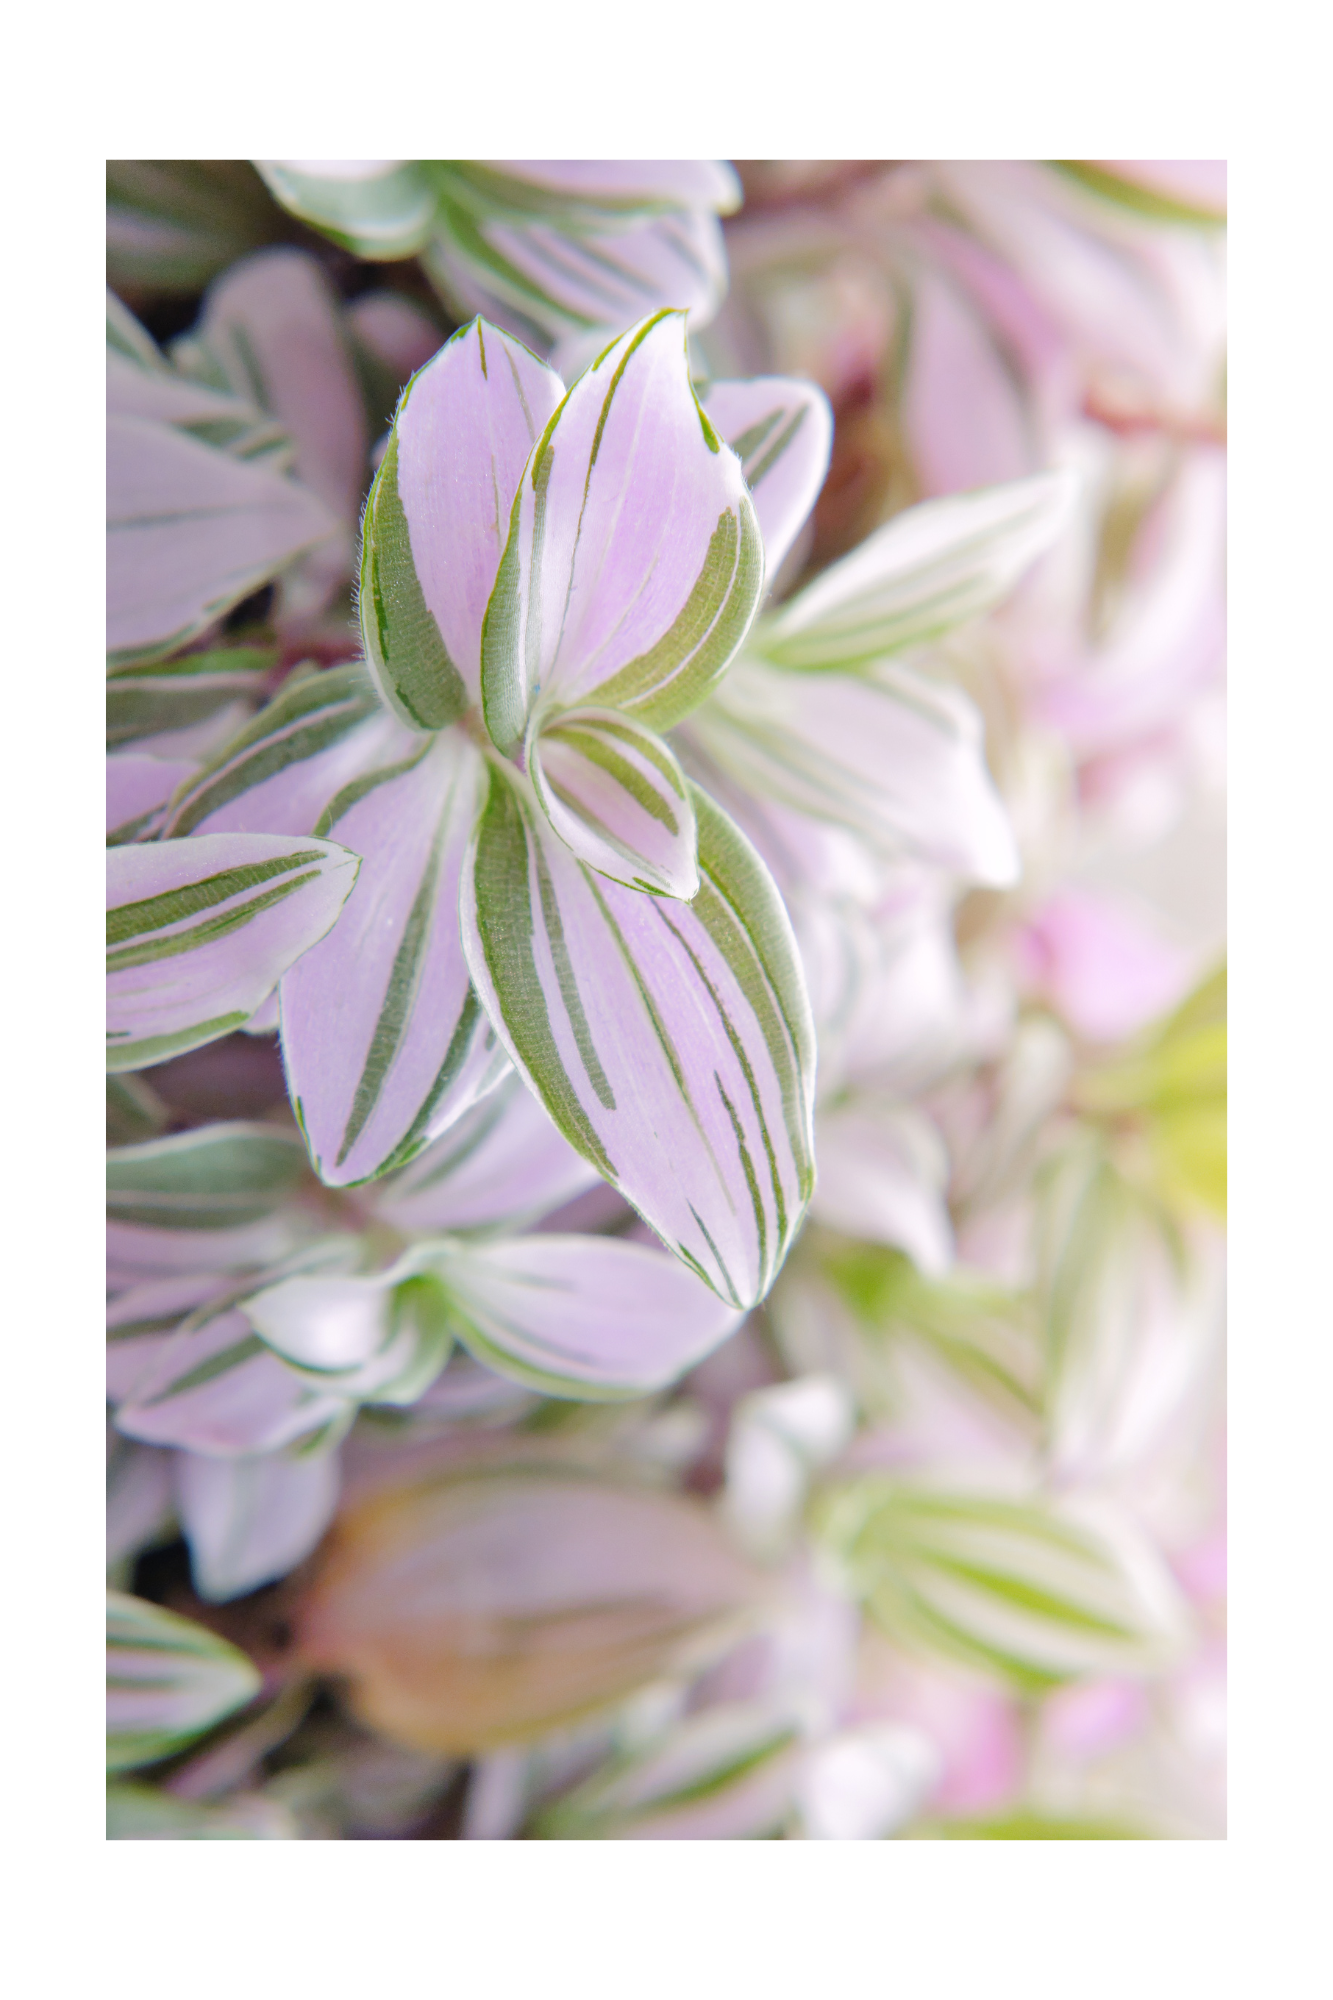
[107,1123,310,1229]
[108,1272,236,1404]
[687,656,1019,886]
[755,472,1077,671]
[480,310,763,756]
[107,414,337,668]
[461,765,815,1310]
[161,663,409,838]
[363,319,563,728]
[106,644,272,748]
[114,1301,352,1458]
[816,1481,1187,1689]
[371,1069,598,1236]
[107,1590,261,1771]
[533,1699,801,1840]
[436,1234,741,1399]
[107,752,198,845]
[702,377,833,580]
[243,1255,454,1406]
[279,732,505,1187]
[253,160,437,259]
[528,706,698,898]
[175,1445,342,1603]
[107,833,359,1072]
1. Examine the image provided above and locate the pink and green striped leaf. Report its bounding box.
[371,318,564,726]
[253,161,437,260]
[279,731,505,1188]
[107,833,360,1072]
[161,663,410,838]
[370,1069,598,1236]
[480,310,764,756]
[702,377,833,581]
[243,1255,455,1407]
[436,1235,743,1400]
[107,1592,261,1772]
[461,764,816,1310]
[528,706,699,898]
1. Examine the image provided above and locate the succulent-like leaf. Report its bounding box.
[702,377,833,580]
[161,663,407,838]
[481,310,763,755]
[175,1445,342,1603]
[528,706,699,897]
[436,1235,742,1399]
[280,733,506,1187]
[688,657,1019,886]
[370,1069,597,1235]
[373,319,563,719]
[253,160,437,259]
[816,1481,1187,1689]
[755,472,1076,671]
[461,765,815,1310]
[106,1590,261,1771]
[107,833,360,1071]
[107,414,336,668]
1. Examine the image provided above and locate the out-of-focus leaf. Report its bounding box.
[1052,161,1227,228]
[481,310,763,755]
[528,707,700,898]
[161,663,403,838]
[115,1300,353,1458]
[243,1257,455,1406]
[175,1445,342,1603]
[106,1590,261,1771]
[107,752,199,845]
[702,377,833,581]
[107,1272,236,1403]
[461,767,815,1310]
[436,1235,742,1399]
[106,1782,296,1839]
[534,1700,801,1840]
[365,319,563,727]
[106,645,272,747]
[369,1069,596,1236]
[107,415,337,668]
[106,1072,169,1147]
[280,733,506,1187]
[816,1480,1187,1691]
[929,1808,1150,1839]
[107,832,359,1071]
[107,1124,309,1231]
[253,160,437,260]
[754,472,1075,671]
[107,161,283,293]
[810,1101,953,1276]
[294,1463,762,1752]
[820,1241,1042,1424]
[688,655,1019,885]
[1076,963,1226,1220]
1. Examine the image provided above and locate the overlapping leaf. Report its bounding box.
[754,472,1076,671]
[279,733,505,1186]
[362,319,562,728]
[436,1235,742,1399]
[481,310,763,755]
[162,663,408,838]
[253,160,438,259]
[106,645,271,750]
[107,414,336,667]
[175,1445,342,1602]
[702,377,834,579]
[816,1480,1187,1689]
[243,1254,455,1406]
[528,706,700,897]
[107,833,359,1071]
[689,656,1019,885]
[370,1069,598,1236]
[461,765,815,1309]
[107,1591,261,1771]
